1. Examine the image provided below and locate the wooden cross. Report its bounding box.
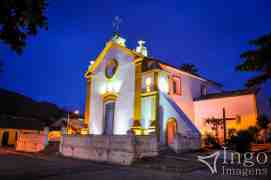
[206,108,237,143]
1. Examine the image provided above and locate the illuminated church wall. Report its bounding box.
[159,92,200,144]
[88,47,135,135]
[194,94,258,139]
[159,65,222,124]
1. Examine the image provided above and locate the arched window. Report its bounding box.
[105,59,118,79]
[171,76,181,95]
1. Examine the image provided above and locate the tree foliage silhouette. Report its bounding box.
[179,63,199,76]
[236,33,271,87]
[0,0,48,55]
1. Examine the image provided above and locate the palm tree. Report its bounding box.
[179,63,199,76]
[236,33,271,87]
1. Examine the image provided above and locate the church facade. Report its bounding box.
[83,35,270,145]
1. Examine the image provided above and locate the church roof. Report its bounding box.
[88,40,222,87]
[194,89,257,101]
[142,56,223,87]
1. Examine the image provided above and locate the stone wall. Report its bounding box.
[134,135,158,158]
[169,133,201,153]
[60,135,158,165]
[16,133,46,152]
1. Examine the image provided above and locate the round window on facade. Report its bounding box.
[105,59,118,79]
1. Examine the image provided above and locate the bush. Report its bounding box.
[229,130,254,153]
[204,134,221,149]
[257,114,269,129]
[247,126,258,142]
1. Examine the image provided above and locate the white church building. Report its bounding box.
[83,34,270,146]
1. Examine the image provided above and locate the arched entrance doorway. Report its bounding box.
[1,131,9,146]
[166,118,177,145]
[103,100,115,135]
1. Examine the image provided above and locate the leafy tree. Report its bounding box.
[204,134,221,149]
[236,33,271,87]
[229,129,254,153]
[257,114,269,129]
[205,117,224,140]
[179,63,199,76]
[0,0,48,54]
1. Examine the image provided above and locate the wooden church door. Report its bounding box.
[167,118,177,145]
[103,101,115,135]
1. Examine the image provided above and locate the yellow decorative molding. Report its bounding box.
[85,41,141,78]
[84,41,113,77]
[83,76,92,128]
[102,92,119,102]
[153,71,160,141]
[132,59,143,128]
[141,91,158,97]
[111,43,140,57]
[141,69,161,75]
[133,57,144,64]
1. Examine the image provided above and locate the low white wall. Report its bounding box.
[16,133,46,152]
[169,133,201,153]
[60,135,158,165]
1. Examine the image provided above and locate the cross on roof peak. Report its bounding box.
[112,16,122,35]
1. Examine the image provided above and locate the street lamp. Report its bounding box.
[74,110,79,115]
[67,110,79,134]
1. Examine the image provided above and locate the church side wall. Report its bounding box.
[169,74,202,123]
[159,92,200,144]
[194,94,258,140]
[89,48,135,135]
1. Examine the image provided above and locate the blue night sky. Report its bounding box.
[0,0,270,112]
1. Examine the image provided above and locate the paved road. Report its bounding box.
[0,148,270,180]
[0,152,178,180]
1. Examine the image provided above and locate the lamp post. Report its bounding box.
[67,110,79,134]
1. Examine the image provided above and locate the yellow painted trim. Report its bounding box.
[83,77,92,127]
[85,41,114,77]
[153,71,160,141]
[133,57,144,64]
[85,41,141,77]
[102,92,119,102]
[132,59,143,128]
[141,69,161,75]
[141,91,158,97]
[111,43,140,57]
